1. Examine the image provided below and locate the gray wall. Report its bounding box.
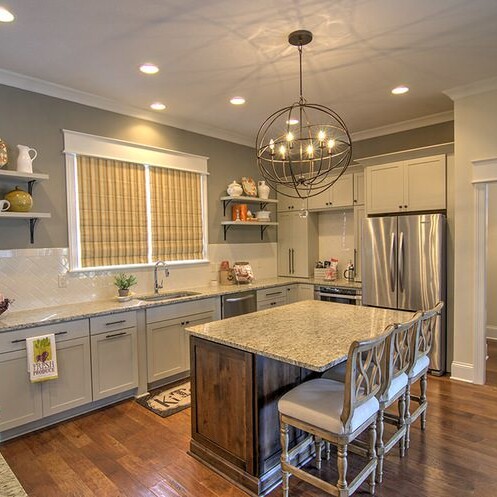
[0,84,275,249]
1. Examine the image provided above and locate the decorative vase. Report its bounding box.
[4,187,33,212]
[257,180,270,199]
[16,144,38,174]
[227,181,243,197]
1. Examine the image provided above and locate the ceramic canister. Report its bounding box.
[4,187,33,212]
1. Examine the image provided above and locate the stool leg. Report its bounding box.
[337,443,348,496]
[280,417,290,497]
[369,420,377,495]
[376,409,384,483]
[405,383,411,450]
[420,373,428,430]
[398,392,406,457]
[314,436,322,470]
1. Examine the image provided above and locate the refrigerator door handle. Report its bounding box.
[398,231,405,293]
[389,232,396,293]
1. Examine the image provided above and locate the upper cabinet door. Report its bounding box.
[403,155,446,211]
[353,172,365,205]
[330,174,354,207]
[307,189,329,210]
[277,186,299,211]
[366,162,404,214]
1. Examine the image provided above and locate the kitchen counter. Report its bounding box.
[187,300,411,496]
[187,300,410,372]
[0,277,360,333]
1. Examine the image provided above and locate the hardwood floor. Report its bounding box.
[1,376,497,497]
[487,340,497,387]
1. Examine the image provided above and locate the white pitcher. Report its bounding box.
[257,180,270,199]
[16,145,38,174]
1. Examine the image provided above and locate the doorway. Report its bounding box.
[486,183,497,386]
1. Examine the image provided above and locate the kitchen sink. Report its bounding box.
[137,291,201,302]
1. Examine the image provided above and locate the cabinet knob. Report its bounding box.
[354,199,357,203]
[399,205,403,209]
[404,205,408,208]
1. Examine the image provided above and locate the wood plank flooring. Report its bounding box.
[1,374,497,497]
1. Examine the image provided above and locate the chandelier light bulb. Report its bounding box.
[286,132,294,142]
[327,139,335,152]
[306,144,314,158]
[287,119,299,125]
[279,145,286,158]
[318,130,326,143]
[0,7,15,22]
[269,139,275,154]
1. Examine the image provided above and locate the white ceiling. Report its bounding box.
[1,0,497,145]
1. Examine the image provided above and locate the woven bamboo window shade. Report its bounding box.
[77,155,148,267]
[149,166,204,261]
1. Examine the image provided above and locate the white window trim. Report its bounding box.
[64,130,209,272]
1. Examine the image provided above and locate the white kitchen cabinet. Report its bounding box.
[277,186,304,212]
[354,205,366,281]
[0,319,91,432]
[91,326,138,401]
[365,155,446,214]
[257,286,287,310]
[277,211,318,278]
[0,349,43,432]
[42,336,92,416]
[146,299,218,384]
[285,285,299,304]
[297,284,315,301]
[307,173,354,210]
[353,172,365,205]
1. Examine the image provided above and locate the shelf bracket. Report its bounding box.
[29,218,38,244]
[27,179,37,196]
[223,224,233,241]
[222,198,233,216]
[260,225,269,240]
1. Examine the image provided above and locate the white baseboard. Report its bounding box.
[450,361,474,383]
[487,325,497,341]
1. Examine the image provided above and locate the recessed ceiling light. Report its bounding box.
[150,102,166,111]
[392,86,409,95]
[140,63,159,75]
[286,119,299,125]
[230,97,246,105]
[0,7,15,22]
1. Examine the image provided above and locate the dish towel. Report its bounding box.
[26,334,58,382]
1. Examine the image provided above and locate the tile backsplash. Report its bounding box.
[0,243,277,311]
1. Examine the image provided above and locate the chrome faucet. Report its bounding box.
[154,260,170,294]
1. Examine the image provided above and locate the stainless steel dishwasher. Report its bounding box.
[221,290,257,318]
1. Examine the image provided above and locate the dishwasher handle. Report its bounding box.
[224,295,256,303]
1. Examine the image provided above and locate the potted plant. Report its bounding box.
[114,273,137,297]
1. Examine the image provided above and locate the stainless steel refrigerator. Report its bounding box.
[361,214,446,374]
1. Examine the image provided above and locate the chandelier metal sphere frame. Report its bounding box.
[256,30,352,199]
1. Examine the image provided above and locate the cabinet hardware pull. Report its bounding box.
[105,332,127,339]
[266,291,282,296]
[11,330,69,344]
[105,319,126,326]
[225,295,255,303]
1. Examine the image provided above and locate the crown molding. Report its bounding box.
[350,111,454,142]
[0,69,254,148]
[444,76,497,101]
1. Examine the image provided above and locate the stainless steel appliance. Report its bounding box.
[314,286,362,305]
[221,290,257,319]
[362,214,446,374]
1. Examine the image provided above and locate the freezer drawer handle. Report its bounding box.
[389,232,396,293]
[398,231,405,293]
[224,295,255,303]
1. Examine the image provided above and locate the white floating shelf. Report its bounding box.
[220,196,278,204]
[0,170,49,181]
[0,212,51,219]
[221,221,278,226]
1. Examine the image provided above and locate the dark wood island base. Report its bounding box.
[189,336,316,496]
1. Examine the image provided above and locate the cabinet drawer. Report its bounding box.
[0,319,89,354]
[257,296,287,311]
[257,286,286,303]
[90,311,137,335]
[146,298,218,324]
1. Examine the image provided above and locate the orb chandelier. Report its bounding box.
[256,30,352,199]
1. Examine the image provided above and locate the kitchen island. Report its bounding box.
[186,300,412,496]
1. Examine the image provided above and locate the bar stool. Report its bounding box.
[405,301,444,449]
[278,332,388,497]
[321,314,422,483]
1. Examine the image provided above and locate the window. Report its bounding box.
[64,131,208,270]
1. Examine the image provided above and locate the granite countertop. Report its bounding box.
[186,300,412,372]
[0,277,361,333]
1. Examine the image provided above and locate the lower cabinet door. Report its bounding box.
[0,349,43,432]
[41,337,92,416]
[91,327,138,401]
[147,318,186,383]
[183,312,215,370]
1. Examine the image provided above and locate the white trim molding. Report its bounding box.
[444,76,497,101]
[351,111,454,142]
[0,68,253,147]
[450,361,475,383]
